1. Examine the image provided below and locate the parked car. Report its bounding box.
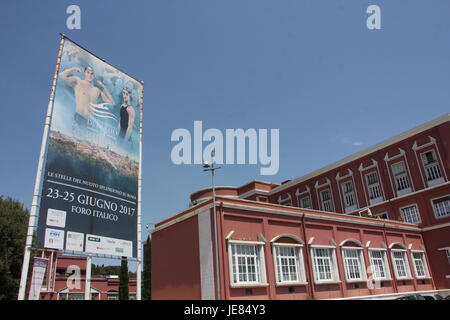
[395,294,426,300]
[421,295,441,300]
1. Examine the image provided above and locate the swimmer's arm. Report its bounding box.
[126,107,136,140]
[59,67,80,85]
[97,81,115,105]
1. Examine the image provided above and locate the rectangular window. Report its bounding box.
[229,243,266,285]
[273,245,305,284]
[341,181,357,212]
[446,250,450,265]
[411,252,429,278]
[311,247,338,283]
[365,172,383,203]
[391,161,411,194]
[421,150,444,184]
[400,205,421,224]
[299,196,311,209]
[391,250,411,279]
[342,248,365,281]
[369,250,389,280]
[431,196,450,218]
[67,293,84,300]
[320,189,333,212]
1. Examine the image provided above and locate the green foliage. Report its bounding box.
[142,236,151,300]
[91,264,136,277]
[0,196,29,300]
[119,256,129,300]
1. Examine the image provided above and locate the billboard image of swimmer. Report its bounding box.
[36,38,143,258]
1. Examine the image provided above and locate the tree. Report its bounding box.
[119,256,129,300]
[0,196,29,300]
[142,236,151,300]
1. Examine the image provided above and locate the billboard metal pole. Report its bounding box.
[136,84,144,300]
[18,35,65,300]
[85,254,92,300]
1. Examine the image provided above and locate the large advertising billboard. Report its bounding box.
[36,38,143,258]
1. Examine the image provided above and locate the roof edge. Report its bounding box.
[269,113,450,195]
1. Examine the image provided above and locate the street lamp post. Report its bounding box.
[203,150,221,300]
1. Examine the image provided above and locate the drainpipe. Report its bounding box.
[382,224,398,293]
[421,234,437,290]
[300,214,315,300]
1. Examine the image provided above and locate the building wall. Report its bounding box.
[422,226,450,289]
[213,202,432,300]
[152,212,202,300]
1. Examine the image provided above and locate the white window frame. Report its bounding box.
[430,195,450,219]
[67,293,84,300]
[228,240,268,288]
[365,171,383,205]
[438,247,450,269]
[391,161,412,196]
[272,243,307,286]
[341,181,357,213]
[399,204,422,225]
[310,246,340,284]
[298,196,311,209]
[107,293,119,300]
[320,189,334,212]
[390,249,412,280]
[341,247,366,282]
[420,149,445,187]
[368,248,391,281]
[410,250,430,279]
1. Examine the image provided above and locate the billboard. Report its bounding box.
[36,38,143,258]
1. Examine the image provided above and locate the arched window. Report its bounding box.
[271,235,307,285]
[367,249,391,281]
[340,239,367,282]
[389,243,412,280]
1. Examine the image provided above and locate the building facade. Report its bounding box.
[151,114,450,299]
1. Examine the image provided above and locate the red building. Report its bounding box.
[151,114,450,300]
[32,253,137,300]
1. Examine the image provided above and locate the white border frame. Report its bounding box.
[429,194,450,219]
[341,246,367,283]
[399,203,422,225]
[410,250,431,279]
[227,240,268,288]
[272,243,308,286]
[418,148,446,187]
[391,160,413,197]
[390,249,413,280]
[310,245,341,285]
[367,248,392,281]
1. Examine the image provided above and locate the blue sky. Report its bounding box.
[1,0,450,268]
